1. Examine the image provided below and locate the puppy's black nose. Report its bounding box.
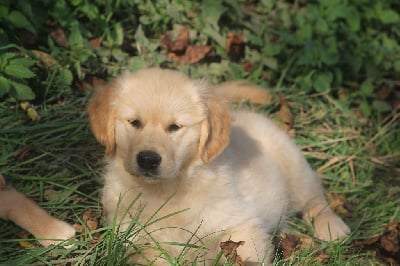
[136,151,162,170]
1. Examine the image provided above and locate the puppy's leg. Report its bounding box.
[302,194,350,241]
[0,180,75,247]
[288,166,350,241]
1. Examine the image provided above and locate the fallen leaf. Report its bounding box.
[354,235,380,246]
[82,209,99,231]
[169,45,212,64]
[314,252,331,263]
[44,189,59,201]
[380,221,400,253]
[19,241,35,248]
[242,60,252,73]
[220,240,245,266]
[18,231,34,248]
[376,87,391,101]
[171,27,189,53]
[89,38,102,49]
[161,28,212,64]
[72,223,83,233]
[20,102,41,121]
[281,234,299,258]
[27,107,41,121]
[353,221,400,264]
[50,27,68,48]
[13,146,33,161]
[226,33,245,62]
[278,95,294,131]
[327,193,351,217]
[31,50,58,67]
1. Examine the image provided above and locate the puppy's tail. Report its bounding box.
[213,81,275,105]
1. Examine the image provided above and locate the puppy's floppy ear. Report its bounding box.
[87,83,117,156]
[199,92,231,163]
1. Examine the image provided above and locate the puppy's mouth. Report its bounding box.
[137,169,160,180]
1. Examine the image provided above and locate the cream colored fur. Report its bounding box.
[88,68,350,265]
[0,174,75,247]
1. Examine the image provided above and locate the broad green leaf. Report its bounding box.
[394,60,400,72]
[4,64,35,79]
[0,52,17,69]
[372,100,392,113]
[359,101,372,117]
[313,72,333,92]
[111,23,124,46]
[0,76,11,97]
[57,68,73,86]
[295,71,314,92]
[9,57,35,67]
[201,0,225,31]
[70,0,83,6]
[0,4,9,18]
[8,10,36,33]
[128,56,148,72]
[346,8,360,32]
[69,21,84,47]
[378,9,399,24]
[325,5,347,22]
[10,81,35,100]
[360,80,374,96]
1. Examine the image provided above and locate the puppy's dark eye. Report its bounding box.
[129,119,142,128]
[168,123,181,132]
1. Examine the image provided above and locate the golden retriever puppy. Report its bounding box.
[88,68,350,265]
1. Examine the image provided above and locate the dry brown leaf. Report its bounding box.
[176,45,212,64]
[279,95,293,131]
[82,209,99,231]
[376,87,391,101]
[354,235,380,246]
[171,27,189,53]
[89,38,102,49]
[280,234,300,258]
[160,33,173,50]
[242,60,252,73]
[380,221,400,253]
[353,221,400,264]
[220,240,245,266]
[226,33,245,62]
[13,146,33,161]
[327,193,351,217]
[161,27,189,53]
[50,27,68,48]
[44,189,59,201]
[72,223,83,233]
[161,28,212,64]
[314,252,331,263]
[31,50,58,67]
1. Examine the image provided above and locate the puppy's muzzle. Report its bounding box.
[136,151,162,173]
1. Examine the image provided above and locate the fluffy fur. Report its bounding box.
[88,68,350,265]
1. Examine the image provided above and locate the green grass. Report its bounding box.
[1,86,399,265]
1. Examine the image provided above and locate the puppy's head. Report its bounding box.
[87,68,231,182]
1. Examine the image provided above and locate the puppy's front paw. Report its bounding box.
[37,219,76,248]
[313,210,350,241]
